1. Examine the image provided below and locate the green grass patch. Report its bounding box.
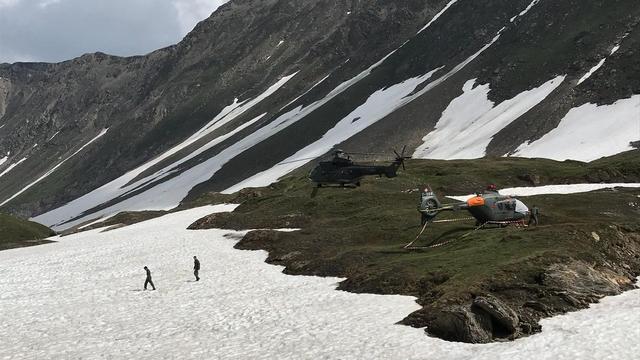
[0,213,56,251]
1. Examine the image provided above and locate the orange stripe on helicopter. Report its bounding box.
[467,196,485,207]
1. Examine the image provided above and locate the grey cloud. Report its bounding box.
[0,0,228,64]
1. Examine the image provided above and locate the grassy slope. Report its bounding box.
[0,213,56,250]
[189,150,640,341]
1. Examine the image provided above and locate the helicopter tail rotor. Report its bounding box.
[419,185,441,223]
[393,145,411,171]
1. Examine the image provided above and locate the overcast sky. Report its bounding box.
[0,0,228,63]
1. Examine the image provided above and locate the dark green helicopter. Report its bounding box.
[308,147,411,187]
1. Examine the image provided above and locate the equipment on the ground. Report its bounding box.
[308,147,411,187]
[405,185,530,249]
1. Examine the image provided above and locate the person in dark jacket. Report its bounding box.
[528,205,540,226]
[193,256,200,281]
[144,266,156,290]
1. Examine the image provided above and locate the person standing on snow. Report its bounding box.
[193,256,201,281]
[144,266,156,290]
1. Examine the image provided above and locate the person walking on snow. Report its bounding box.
[144,266,156,290]
[193,256,201,281]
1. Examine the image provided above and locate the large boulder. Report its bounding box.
[427,296,520,343]
[472,295,520,337]
[428,307,492,343]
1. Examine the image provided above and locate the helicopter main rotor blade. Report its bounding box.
[277,156,319,165]
[345,152,388,156]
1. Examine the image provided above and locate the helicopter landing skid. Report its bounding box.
[404,221,484,250]
[404,219,526,250]
[314,183,359,188]
[485,220,528,228]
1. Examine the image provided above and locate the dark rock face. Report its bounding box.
[429,308,493,343]
[0,0,639,221]
[473,295,519,336]
[406,257,637,343]
[425,296,521,343]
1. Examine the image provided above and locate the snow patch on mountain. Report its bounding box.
[414,76,565,159]
[222,11,537,192]
[34,51,392,229]
[35,45,411,229]
[33,112,267,230]
[32,73,300,229]
[1,128,109,206]
[0,157,26,179]
[281,73,332,110]
[417,0,458,34]
[226,16,531,192]
[510,0,540,22]
[35,104,323,230]
[512,95,640,161]
[224,67,442,193]
[446,183,640,201]
[577,42,623,85]
[193,72,299,145]
[48,130,60,141]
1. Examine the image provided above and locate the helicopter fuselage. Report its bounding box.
[419,189,529,224]
[309,160,400,186]
[464,192,528,223]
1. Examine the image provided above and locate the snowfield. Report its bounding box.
[445,183,640,202]
[413,76,565,160]
[2,205,640,359]
[512,95,640,162]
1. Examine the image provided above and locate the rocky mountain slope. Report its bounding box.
[0,0,638,227]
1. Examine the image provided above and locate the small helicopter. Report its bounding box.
[308,147,411,187]
[405,184,531,249]
[418,184,530,225]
